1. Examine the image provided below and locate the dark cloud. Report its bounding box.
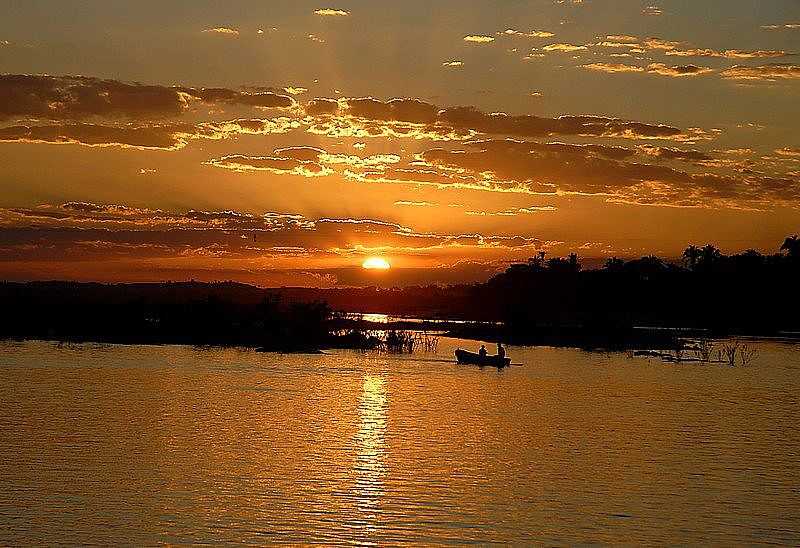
[307,97,684,140]
[305,98,340,116]
[526,141,636,160]
[206,154,330,176]
[272,146,326,161]
[441,108,682,139]
[344,98,439,124]
[0,117,297,149]
[0,203,543,264]
[0,74,691,144]
[208,145,401,175]
[0,74,294,122]
[181,86,294,108]
[346,167,490,190]
[413,139,800,208]
[582,62,715,77]
[646,63,714,77]
[0,74,187,120]
[0,122,198,149]
[638,145,711,161]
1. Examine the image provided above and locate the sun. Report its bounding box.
[362,257,391,270]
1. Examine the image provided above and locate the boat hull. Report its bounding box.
[455,349,511,368]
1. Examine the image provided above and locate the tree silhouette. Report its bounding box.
[626,255,666,277]
[604,257,625,272]
[682,245,700,271]
[547,253,581,273]
[527,251,547,271]
[698,244,721,271]
[568,253,581,272]
[781,235,800,258]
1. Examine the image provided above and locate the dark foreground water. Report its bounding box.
[0,337,798,545]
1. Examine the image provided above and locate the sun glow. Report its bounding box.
[362,257,391,270]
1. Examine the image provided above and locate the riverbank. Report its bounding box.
[5,319,798,355]
[3,280,799,354]
[442,323,800,351]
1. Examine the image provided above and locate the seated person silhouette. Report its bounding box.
[479,345,487,358]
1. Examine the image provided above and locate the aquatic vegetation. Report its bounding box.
[720,341,759,367]
[381,330,439,354]
[633,337,759,367]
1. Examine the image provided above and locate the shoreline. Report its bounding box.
[4,325,799,354]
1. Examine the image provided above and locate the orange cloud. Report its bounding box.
[721,64,800,81]
[582,63,645,73]
[666,48,787,59]
[646,63,714,77]
[761,23,800,30]
[206,154,332,177]
[314,8,349,16]
[0,123,199,150]
[414,139,800,208]
[207,144,403,176]
[305,97,685,140]
[638,145,711,161]
[394,201,437,207]
[606,35,639,43]
[543,43,587,52]
[183,87,294,108]
[583,62,715,78]
[463,35,495,43]
[0,75,696,149]
[0,117,297,150]
[202,27,240,36]
[466,206,557,216]
[500,29,555,39]
[0,203,549,270]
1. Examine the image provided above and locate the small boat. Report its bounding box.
[455,349,511,368]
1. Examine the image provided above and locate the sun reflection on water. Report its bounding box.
[353,374,388,529]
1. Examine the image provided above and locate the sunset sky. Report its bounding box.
[1,0,798,286]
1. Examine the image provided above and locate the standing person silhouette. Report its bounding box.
[479,345,487,358]
[497,342,505,360]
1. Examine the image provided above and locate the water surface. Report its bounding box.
[1,338,798,544]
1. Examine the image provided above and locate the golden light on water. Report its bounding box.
[353,375,388,529]
[362,257,391,270]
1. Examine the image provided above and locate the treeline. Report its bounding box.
[2,236,799,347]
[488,236,800,338]
[0,282,332,351]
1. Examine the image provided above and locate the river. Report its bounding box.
[0,337,798,544]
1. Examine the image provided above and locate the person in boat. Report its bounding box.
[497,342,506,360]
[479,345,487,358]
